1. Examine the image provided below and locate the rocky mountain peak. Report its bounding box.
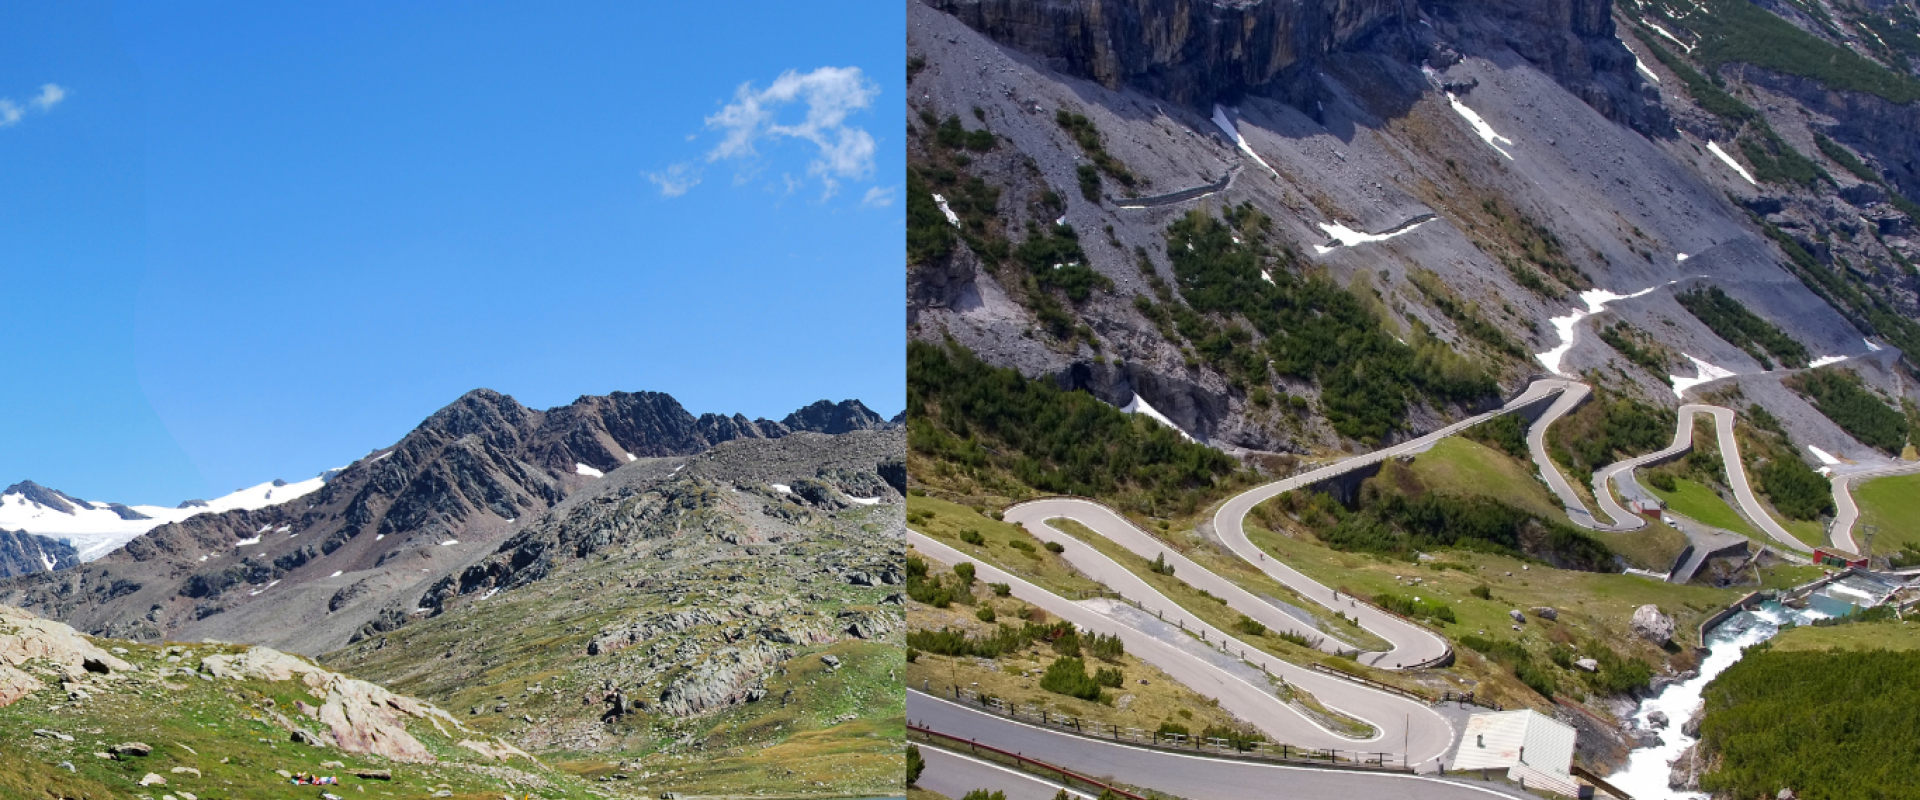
[781,399,893,434]
[1,481,89,514]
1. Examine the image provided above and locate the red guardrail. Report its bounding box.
[909,724,1149,800]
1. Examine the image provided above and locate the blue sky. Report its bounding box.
[0,2,903,506]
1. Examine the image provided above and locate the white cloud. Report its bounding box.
[1,83,67,129]
[29,84,65,112]
[646,162,701,197]
[861,185,896,207]
[704,66,879,196]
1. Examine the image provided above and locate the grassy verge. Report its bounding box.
[903,567,1262,744]
[907,494,1104,597]
[1648,477,1758,538]
[1044,517,1386,732]
[1767,614,1920,653]
[1853,472,1920,555]
[1241,520,1736,709]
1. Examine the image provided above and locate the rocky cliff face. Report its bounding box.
[0,388,887,654]
[927,0,1414,106]
[927,0,1663,130]
[0,529,78,579]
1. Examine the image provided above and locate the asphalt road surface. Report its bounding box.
[910,691,1534,800]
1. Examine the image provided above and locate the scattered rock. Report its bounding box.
[1778,790,1796,800]
[820,654,841,670]
[57,761,73,772]
[1575,658,1599,673]
[1508,609,1526,624]
[1682,708,1704,738]
[321,761,344,769]
[32,729,72,741]
[1668,743,1703,790]
[112,742,153,758]
[1531,607,1558,621]
[353,769,392,781]
[291,729,325,747]
[170,766,201,777]
[138,773,167,787]
[1631,605,1676,645]
[203,645,459,763]
[1648,710,1670,729]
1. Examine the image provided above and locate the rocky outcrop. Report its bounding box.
[202,645,465,763]
[652,641,791,717]
[0,529,79,579]
[782,399,895,434]
[925,0,1662,131]
[927,0,1415,106]
[1668,742,1704,791]
[1423,0,1669,134]
[1631,605,1676,645]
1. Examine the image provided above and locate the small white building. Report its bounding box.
[1450,709,1580,797]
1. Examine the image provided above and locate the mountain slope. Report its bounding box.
[906,0,1916,471]
[322,428,906,798]
[0,529,77,580]
[0,604,604,799]
[0,388,892,655]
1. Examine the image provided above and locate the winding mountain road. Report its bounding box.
[1830,461,1920,553]
[913,372,1908,798]
[915,744,1095,800]
[908,530,1460,761]
[910,692,1533,800]
[1526,391,1818,554]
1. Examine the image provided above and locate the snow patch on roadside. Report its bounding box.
[1447,93,1514,159]
[1121,393,1196,442]
[1212,105,1280,180]
[1808,355,1849,368]
[1536,283,1674,375]
[1313,219,1430,255]
[1808,445,1842,465]
[1707,140,1756,185]
[1670,354,1739,397]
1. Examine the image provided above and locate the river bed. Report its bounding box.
[1604,601,1829,799]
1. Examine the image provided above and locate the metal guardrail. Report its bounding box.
[1437,690,1503,711]
[909,724,1151,800]
[916,685,1414,772]
[1306,663,1436,704]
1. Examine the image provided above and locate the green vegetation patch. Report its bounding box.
[1787,367,1909,454]
[1677,286,1810,369]
[907,340,1244,516]
[1598,320,1677,380]
[1547,388,1674,481]
[1272,460,1614,571]
[1854,472,1920,557]
[1646,476,1758,538]
[1164,208,1497,442]
[1014,222,1110,303]
[1699,646,1920,799]
[1054,110,1138,198]
[1657,0,1920,104]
